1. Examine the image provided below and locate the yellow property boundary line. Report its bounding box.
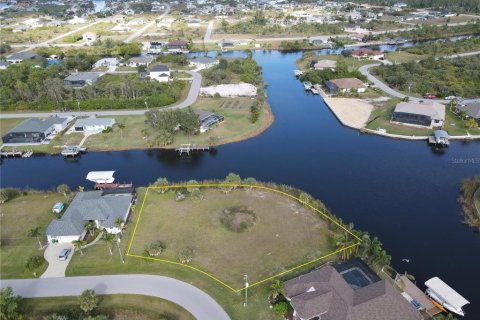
[126,184,362,292]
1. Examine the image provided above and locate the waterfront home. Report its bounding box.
[74,117,116,133]
[187,19,201,28]
[324,78,366,93]
[2,117,71,144]
[127,56,154,68]
[392,101,445,128]
[351,48,385,60]
[284,259,422,320]
[167,40,189,54]
[218,40,235,48]
[45,188,135,244]
[190,56,219,70]
[6,51,38,64]
[311,59,337,71]
[82,32,99,41]
[194,109,225,133]
[64,72,103,87]
[457,103,480,124]
[93,57,119,69]
[143,41,165,54]
[309,36,329,45]
[148,64,171,82]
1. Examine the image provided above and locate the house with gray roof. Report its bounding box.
[64,72,103,87]
[392,101,445,128]
[45,189,134,244]
[190,56,219,70]
[127,56,154,67]
[193,109,224,133]
[149,64,171,82]
[2,117,71,144]
[74,117,116,132]
[457,102,480,124]
[284,260,422,320]
[6,51,38,64]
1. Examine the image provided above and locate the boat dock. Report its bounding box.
[294,69,304,77]
[428,130,450,147]
[396,275,442,317]
[0,149,33,158]
[175,144,210,155]
[61,146,87,157]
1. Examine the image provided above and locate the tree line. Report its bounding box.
[300,61,368,85]
[349,0,480,13]
[401,37,480,56]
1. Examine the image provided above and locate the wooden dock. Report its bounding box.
[175,144,210,155]
[61,146,87,157]
[0,149,33,158]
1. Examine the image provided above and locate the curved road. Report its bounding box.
[0,275,230,320]
[0,71,202,119]
[359,51,480,105]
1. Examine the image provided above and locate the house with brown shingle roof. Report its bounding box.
[284,260,422,320]
[324,78,366,93]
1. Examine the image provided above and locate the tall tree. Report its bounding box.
[27,227,43,249]
[101,232,115,255]
[56,184,71,198]
[72,239,86,256]
[79,289,98,314]
[0,287,22,320]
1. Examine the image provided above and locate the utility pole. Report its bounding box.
[244,274,249,307]
[117,237,125,264]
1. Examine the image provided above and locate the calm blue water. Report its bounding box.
[1,50,479,318]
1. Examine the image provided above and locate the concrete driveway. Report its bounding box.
[1,275,230,320]
[41,243,73,278]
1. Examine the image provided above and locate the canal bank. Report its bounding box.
[1,50,479,319]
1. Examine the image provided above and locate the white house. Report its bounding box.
[74,117,116,133]
[93,57,119,69]
[190,56,219,70]
[45,189,134,244]
[149,64,171,82]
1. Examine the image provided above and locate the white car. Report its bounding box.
[444,96,456,100]
[58,248,71,261]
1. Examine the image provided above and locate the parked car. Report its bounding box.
[445,96,456,100]
[52,202,64,214]
[423,94,436,99]
[58,248,71,261]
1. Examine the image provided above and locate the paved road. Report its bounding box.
[123,4,170,44]
[205,20,215,42]
[359,51,480,104]
[0,275,230,320]
[0,71,202,119]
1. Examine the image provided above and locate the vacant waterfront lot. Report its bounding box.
[0,192,65,278]
[129,187,333,288]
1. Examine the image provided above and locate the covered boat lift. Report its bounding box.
[86,171,116,184]
[425,277,469,316]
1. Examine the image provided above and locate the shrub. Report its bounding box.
[144,240,166,257]
[178,247,194,264]
[26,255,44,270]
[0,188,21,204]
[220,206,256,232]
[273,301,289,315]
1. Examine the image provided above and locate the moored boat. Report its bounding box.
[425,277,469,316]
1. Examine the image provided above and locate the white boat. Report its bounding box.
[86,171,116,184]
[425,277,469,316]
[303,81,312,90]
[294,69,304,77]
[310,88,319,95]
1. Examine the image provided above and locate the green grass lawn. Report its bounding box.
[0,118,24,143]
[19,294,194,320]
[385,51,428,63]
[0,192,66,279]
[296,54,377,72]
[365,99,480,136]
[66,187,339,320]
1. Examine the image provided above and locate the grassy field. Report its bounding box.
[365,99,480,136]
[385,51,428,63]
[66,186,339,320]
[128,187,334,289]
[0,192,66,279]
[19,294,194,320]
[0,25,80,44]
[0,118,24,140]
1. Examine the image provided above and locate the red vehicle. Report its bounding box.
[423,94,436,99]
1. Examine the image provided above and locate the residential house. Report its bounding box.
[128,56,154,67]
[68,16,87,24]
[457,103,480,124]
[143,41,165,54]
[325,78,366,93]
[187,19,201,28]
[82,32,99,41]
[167,40,189,54]
[218,40,234,48]
[284,259,422,320]
[93,57,119,69]
[351,48,384,60]
[64,72,103,87]
[194,109,225,133]
[149,64,171,82]
[392,101,445,127]
[311,59,337,71]
[74,117,116,132]
[45,188,135,244]
[6,51,37,64]
[309,36,329,45]
[0,61,11,69]
[190,56,219,70]
[2,117,71,144]
[12,25,30,32]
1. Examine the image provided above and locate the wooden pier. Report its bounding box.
[0,149,33,158]
[61,146,87,157]
[175,144,210,155]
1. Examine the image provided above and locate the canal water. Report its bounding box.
[1,50,479,318]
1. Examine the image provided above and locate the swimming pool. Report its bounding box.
[340,267,374,289]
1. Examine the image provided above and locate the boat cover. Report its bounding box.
[425,277,469,310]
[86,171,115,183]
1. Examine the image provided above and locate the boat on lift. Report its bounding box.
[425,277,469,316]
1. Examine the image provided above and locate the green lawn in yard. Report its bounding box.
[385,51,428,63]
[0,192,66,279]
[19,294,194,320]
[66,187,338,320]
[296,54,377,72]
[365,99,480,136]
[0,118,24,142]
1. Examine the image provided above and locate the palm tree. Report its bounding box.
[102,232,115,255]
[84,221,96,237]
[27,227,43,249]
[114,218,125,237]
[72,239,86,256]
[117,122,125,138]
[269,280,284,302]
